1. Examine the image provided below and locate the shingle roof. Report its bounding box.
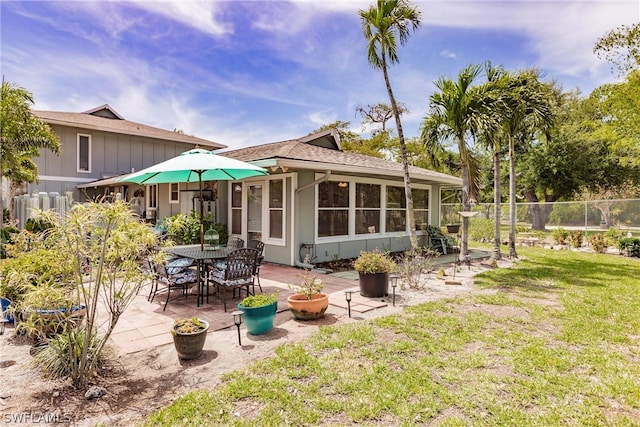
[222,137,462,186]
[34,107,225,149]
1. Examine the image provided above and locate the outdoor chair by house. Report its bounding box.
[426,226,456,255]
[247,239,265,293]
[148,259,198,311]
[206,248,258,312]
[226,236,245,250]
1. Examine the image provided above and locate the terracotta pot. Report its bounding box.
[172,319,209,360]
[287,293,329,320]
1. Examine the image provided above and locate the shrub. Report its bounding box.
[353,249,396,274]
[568,230,584,248]
[618,237,640,257]
[552,227,570,245]
[589,233,608,254]
[160,212,201,244]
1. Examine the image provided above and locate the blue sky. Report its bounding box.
[2,1,639,150]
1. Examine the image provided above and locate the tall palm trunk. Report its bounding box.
[381,53,417,249]
[508,135,518,258]
[459,137,471,263]
[492,145,502,261]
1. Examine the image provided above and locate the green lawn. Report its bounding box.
[142,248,640,426]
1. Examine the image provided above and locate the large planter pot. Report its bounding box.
[358,272,389,298]
[1,297,14,323]
[238,301,277,335]
[171,319,209,360]
[287,293,329,321]
[24,305,87,338]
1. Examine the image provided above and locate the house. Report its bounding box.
[29,105,462,266]
[29,104,224,221]
[215,129,462,266]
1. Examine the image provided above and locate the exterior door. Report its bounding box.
[246,184,263,242]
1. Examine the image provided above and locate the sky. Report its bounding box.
[2,0,639,150]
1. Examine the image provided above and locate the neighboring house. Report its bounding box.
[30,104,224,221]
[29,104,462,265]
[216,129,462,266]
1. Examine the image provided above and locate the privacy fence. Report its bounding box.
[13,192,73,230]
[441,199,640,232]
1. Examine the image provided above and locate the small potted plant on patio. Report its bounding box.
[171,317,210,360]
[353,249,396,298]
[238,293,279,335]
[287,270,328,320]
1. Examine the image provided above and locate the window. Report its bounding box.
[318,181,349,237]
[77,134,91,173]
[269,179,284,239]
[147,185,158,210]
[231,183,242,235]
[355,183,381,234]
[385,186,406,232]
[169,183,179,204]
[412,188,430,230]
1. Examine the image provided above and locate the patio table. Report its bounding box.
[170,245,230,306]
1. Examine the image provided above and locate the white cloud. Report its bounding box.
[130,0,231,36]
[440,49,458,59]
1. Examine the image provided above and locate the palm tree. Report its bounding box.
[1,81,61,220]
[421,64,495,262]
[500,70,555,258]
[360,0,421,249]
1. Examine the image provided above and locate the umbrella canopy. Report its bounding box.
[119,148,268,249]
[120,148,268,185]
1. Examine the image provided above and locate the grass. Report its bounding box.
[142,247,640,426]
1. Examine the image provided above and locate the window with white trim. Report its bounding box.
[412,188,430,230]
[355,183,381,234]
[269,179,284,239]
[169,183,179,204]
[385,186,406,232]
[231,183,242,235]
[317,181,349,237]
[77,134,91,173]
[147,185,158,210]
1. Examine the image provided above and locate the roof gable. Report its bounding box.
[83,104,124,120]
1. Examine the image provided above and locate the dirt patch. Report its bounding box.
[0,258,515,426]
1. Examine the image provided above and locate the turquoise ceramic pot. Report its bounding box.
[238,301,277,335]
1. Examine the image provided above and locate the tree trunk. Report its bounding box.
[523,190,554,231]
[491,147,502,261]
[459,142,471,263]
[508,136,518,258]
[381,56,417,249]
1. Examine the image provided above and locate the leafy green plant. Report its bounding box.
[552,227,570,245]
[288,270,324,300]
[353,249,396,274]
[239,293,279,308]
[31,330,106,379]
[160,212,201,244]
[568,230,584,248]
[618,237,640,257]
[589,233,608,253]
[172,317,207,334]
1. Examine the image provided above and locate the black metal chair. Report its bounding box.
[226,236,245,250]
[206,248,258,312]
[247,239,265,293]
[149,259,198,311]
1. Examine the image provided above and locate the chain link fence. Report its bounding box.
[441,199,640,232]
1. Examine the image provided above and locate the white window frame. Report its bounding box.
[315,174,431,243]
[77,133,92,173]
[266,178,285,245]
[169,183,180,204]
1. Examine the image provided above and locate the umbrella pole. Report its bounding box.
[198,172,204,251]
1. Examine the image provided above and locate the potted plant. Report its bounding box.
[171,317,209,360]
[238,293,279,335]
[353,249,396,298]
[287,270,328,320]
[446,224,460,234]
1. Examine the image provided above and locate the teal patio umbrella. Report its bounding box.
[119,148,268,249]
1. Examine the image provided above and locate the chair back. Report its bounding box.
[226,236,245,250]
[247,239,265,255]
[224,248,258,281]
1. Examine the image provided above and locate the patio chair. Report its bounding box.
[206,248,258,312]
[247,239,265,293]
[149,259,198,311]
[226,236,245,250]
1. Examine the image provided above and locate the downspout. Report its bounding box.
[294,170,331,269]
